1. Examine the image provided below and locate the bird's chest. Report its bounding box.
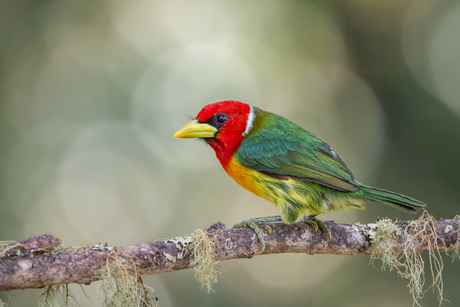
[224,157,331,218]
[224,157,263,198]
[224,157,312,208]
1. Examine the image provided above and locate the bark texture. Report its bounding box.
[0,219,458,291]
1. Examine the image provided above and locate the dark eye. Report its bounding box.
[216,114,227,124]
[206,112,228,130]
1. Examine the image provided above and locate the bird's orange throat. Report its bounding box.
[223,157,262,197]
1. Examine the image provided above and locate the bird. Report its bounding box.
[174,100,426,253]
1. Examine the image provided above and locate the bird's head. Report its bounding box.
[174,100,255,167]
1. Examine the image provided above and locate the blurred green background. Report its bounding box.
[1,1,459,306]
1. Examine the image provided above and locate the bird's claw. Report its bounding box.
[259,223,272,234]
[301,216,332,243]
[304,218,319,232]
[233,218,271,254]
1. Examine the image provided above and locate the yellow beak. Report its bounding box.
[173,120,218,138]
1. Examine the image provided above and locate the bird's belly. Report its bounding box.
[225,157,324,222]
[225,157,366,223]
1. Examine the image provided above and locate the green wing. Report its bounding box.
[236,110,359,192]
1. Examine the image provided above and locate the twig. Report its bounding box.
[0,219,458,291]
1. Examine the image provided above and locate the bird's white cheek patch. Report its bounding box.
[243,105,255,136]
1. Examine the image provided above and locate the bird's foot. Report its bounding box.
[301,215,332,243]
[233,216,282,254]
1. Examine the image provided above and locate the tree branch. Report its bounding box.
[0,218,458,292]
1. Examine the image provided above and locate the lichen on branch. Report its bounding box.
[0,215,459,306]
[370,212,447,307]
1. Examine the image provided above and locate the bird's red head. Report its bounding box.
[174,100,254,168]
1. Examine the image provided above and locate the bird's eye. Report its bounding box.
[206,112,228,130]
[216,114,227,124]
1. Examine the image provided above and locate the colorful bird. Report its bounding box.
[174,101,426,253]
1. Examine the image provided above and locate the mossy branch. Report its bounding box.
[0,216,459,293]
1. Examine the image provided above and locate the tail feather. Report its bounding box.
[356,184,426,213]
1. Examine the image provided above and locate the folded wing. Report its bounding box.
[236,114,359,192]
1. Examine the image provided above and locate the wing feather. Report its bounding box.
[236,111,359,192]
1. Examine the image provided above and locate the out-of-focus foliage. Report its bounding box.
[0,1,459,306]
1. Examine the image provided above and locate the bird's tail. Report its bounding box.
[355,183,426,213]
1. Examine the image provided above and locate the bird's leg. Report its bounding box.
[233,216,282,254]
[301,215,332,242]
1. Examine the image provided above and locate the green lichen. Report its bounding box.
[352,222,383,243]
[451,215,460,262]
[370,211,445,307]
[32,229,219,306]
[187,229,220,293]
[444,225,454,233]
[369,218,401,272]
[51,243,111,254]
[99,251,159,307]
[0,241,23,259]
[0,294,10,307]
[164,235,194,262]
[163,230,220,292]
[39,284,76,307]
[163,252,177,262]
[37,248,158,307]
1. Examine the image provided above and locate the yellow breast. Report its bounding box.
[224,156,310,220]
[224,156,367,224]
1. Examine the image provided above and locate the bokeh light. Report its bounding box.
[1,1,459,307]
